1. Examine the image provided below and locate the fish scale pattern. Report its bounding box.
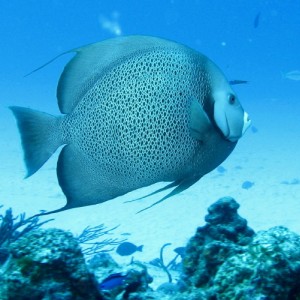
[63,49,211,188]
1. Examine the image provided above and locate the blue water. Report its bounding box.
[1,0,300,262]
[1,0,300,107]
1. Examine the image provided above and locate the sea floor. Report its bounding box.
[1,95,300,288]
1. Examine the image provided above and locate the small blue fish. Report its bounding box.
[99,273,127,290]
[251,126,258,133]
[242,181,254,190]
[121,232,131,236]
[216,166,227,174]
[174,247,186,258]
[254,12,261,28]
[281,178,300,185]
[116,242,143,256]
[229,80,248,85]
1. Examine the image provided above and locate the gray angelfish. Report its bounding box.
[10,35,251,214]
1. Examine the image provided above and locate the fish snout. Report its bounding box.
[242,111,251,135]
[226,111,251,142]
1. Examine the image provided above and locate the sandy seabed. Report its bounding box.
[1,96,300,281]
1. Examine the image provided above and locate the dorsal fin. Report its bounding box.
[24,51,70,77]
[57,35,184,114]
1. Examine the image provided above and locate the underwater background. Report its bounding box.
[1,0,300,296]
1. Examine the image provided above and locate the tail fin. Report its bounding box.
[137,245,144,252]
[10,106,62,177]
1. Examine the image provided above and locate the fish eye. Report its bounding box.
[228,94,236,105]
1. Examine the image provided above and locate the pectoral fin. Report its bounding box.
[188,98,212,141]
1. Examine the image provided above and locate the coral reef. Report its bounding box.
[149,243,183,283]
[213,226,300,299]
[179,197,300,299]
[88,252,153,299]
[77,224,127,257]
[0,205,53,265]
[181,196,255,289]
[1,197,300,299]
[0,228,102,300]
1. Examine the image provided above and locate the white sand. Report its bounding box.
[1,94,300,286]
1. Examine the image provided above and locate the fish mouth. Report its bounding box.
[225,111,251,142]
[242,112,251,135]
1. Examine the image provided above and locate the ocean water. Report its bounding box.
[1,0,300,277]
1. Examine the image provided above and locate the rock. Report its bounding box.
[88,254,153,299]
[88,252,121,285]
[181,197,255,288]
[156,282,180,295]
[179,197,300,299]
[0,228,102,300]
[213,226,300,299]
[1,197,300,300]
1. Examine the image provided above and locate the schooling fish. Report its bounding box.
[10,35,251,214]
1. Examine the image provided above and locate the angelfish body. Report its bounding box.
[11,35,251,213]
